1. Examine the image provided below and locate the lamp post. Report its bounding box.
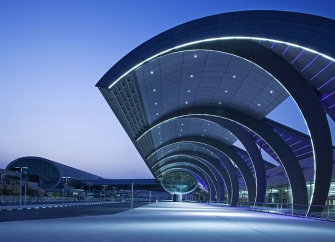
[87,182,93,203]
[1,174,5,203]
[24,170,27,206]
[14,167,28,207]
[102,185,108,202]
[39,180,44,201]
[62,177,71,204]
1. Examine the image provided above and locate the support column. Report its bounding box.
[173,194,182,202]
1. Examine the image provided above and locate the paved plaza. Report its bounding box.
[1,202,334,241]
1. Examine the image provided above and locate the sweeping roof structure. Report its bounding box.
[96,10,335,213]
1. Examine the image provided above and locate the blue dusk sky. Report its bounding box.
[1,0,335,178]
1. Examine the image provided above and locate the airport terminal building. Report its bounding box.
[6,156,102,189]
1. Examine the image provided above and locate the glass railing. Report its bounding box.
[248,202,335,221]
[191,200,335,221]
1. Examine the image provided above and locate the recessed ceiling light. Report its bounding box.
[151,71,154,74]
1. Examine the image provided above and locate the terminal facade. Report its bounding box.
[96,10,335,212]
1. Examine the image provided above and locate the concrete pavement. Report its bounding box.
[1,202,334,241]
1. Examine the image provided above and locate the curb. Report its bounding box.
[0,202,118,212]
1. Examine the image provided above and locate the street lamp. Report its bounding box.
[102,185,108,202]
[14,167,28,207]
[24,170,27,205]
[1,174,6,203]
[87,182,93,203]
[62,177,71,204]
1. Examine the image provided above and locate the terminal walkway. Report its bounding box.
[1,202,335,241]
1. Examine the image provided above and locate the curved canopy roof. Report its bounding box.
[97,10,335,208]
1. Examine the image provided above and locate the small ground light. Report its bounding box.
[153,89,155,92]
[225,90,227,93]
[185,101,188,104]
[233,75,236,78]
[188,90,190,92]
[155,102,157,105]
[194,55,197,58]
[258,104,261,106]
[151,71,153,74]
[270,90,273,93]
[190,75,193,78]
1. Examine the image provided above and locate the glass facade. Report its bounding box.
[239,180,335,205]
[161,171,198,194]
[7,158,60,189]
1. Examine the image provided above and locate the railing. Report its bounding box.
[249,202,335,221]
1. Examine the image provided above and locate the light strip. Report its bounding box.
[289,140,301,147]
[318,76,335,91]
[311,61,333,80]
[292,145,310,152]
[301,55,319,72]
[296,151,313,157]
[291,50,304,64]
[282,45,290,55]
